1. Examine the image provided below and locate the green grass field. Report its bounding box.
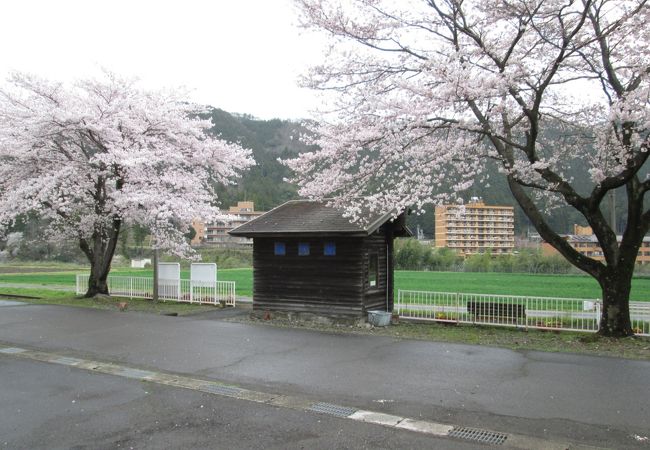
[394,271,650,300]
[0,267,254,297]
[2,266,650,300]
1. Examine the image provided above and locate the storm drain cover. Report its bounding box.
[308,402,357,418]
[116,368,156,380]
[201,384,243,396]
[0,347,27,354]
[52,356,83,365]
[448,426,508,445]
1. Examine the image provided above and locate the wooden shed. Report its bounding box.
[229,200,411,318]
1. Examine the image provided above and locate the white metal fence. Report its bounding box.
[76,275,236,306]
[396,290,650,336]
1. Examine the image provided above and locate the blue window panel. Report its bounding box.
[324,242,336,256]
[298,243,310,256]
[274,242,286,256]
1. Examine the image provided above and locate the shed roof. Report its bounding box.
[229,200,411,237]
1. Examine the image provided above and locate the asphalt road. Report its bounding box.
[0,358,479,450]
[0,302,649,449]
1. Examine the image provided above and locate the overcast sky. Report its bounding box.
[0,0,325,120]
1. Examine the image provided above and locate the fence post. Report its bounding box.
[596,300,601,331]
[524,297,528,331]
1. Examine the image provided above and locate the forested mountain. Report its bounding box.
[207,108,312,211]
[208,108,628,238]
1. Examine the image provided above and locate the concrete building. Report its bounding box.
[541,224,650,264]
[191,201,266,247]
[190,219,206,245]
[434,198,515,255]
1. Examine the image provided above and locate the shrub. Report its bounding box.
[394,238,574,275]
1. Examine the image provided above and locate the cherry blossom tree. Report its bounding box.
[0,72,254,297]
[288,0,650,336]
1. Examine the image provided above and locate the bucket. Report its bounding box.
[367,310,391,327]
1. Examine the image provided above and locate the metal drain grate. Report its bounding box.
[201,384,243,396]
[0,347,27,354]
[308,402,357,418]
[52,356,83,366]
[116,368,156,380]
[449,427,508,445]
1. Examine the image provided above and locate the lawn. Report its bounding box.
[0,267,253,297]
[3,266,650,301]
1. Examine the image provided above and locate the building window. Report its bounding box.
[369,253,378,288]
[274,242,286,256]
[324,242,336,256]
[298,242,310,256]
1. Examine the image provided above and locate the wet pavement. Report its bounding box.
[1,358,483,450]
[0,302,648,449]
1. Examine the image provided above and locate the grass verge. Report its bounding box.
[228,315,650,361]
[0,290,219,316]
[0,287,71,300]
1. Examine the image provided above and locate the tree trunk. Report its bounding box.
[598,272,634,337]
[81,218,122,298]
[85,257,112,297]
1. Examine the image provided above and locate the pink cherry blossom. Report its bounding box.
[288,0,649,337]
[0,71,254,296]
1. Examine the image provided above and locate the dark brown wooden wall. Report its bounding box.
[253,237,367,316]
[362,231,389,311]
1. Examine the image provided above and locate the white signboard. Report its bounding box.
[131,258,151,268]
[191,263,217,286]
[158,262,181,297]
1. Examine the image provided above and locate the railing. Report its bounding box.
[630,301,650,336]
[396,290,650,336]
[76,275,236,306]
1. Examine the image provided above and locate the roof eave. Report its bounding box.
[365,210,398,235]
[228,200,302,236]
[228,230,369,238]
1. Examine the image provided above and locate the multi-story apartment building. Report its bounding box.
[190,219,206,244]
[191,201,265,247]
[541,224,650,264]
[434,198,515,255]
